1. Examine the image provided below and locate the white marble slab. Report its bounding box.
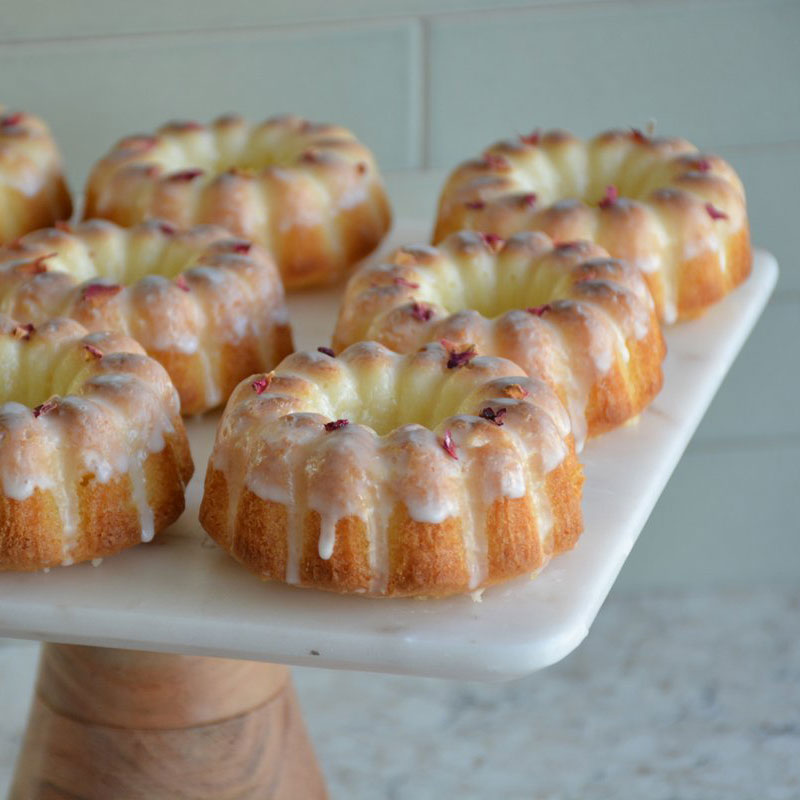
[0,229,777,681]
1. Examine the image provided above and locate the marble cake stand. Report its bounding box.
[1,230,777,798]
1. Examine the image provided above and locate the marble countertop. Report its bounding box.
[2,584,798,799]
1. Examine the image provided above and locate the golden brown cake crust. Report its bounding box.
[200,341,584,598]
[0,316,193,571]
[0,107,72,244]
[0,220,294,414]
[334,232,665,446]
[84,115,392,290]
[433,128,751,322]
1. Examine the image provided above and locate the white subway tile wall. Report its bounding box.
[0,0,796,585]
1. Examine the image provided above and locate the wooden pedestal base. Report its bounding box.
[10,644,328,799]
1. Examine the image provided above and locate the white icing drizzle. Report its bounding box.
[212,344,575,593]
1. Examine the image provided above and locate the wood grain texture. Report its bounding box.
[10,644,327,799]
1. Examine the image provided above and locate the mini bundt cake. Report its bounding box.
[0,107,72,244]
[0,219,293,414]
[84,115,393,289]
[434,128,751,322]
[200,341,584,597]
[334,232,665,447]
[0,315,193,571]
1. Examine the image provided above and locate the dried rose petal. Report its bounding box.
[324,419,349,432]
[630,128,649,144]
[83,283,122,301]
[482,153,509,170]
[83,343,103,360]
[394,276,420,289]
[54,221,72,233]
[502,383,529,400]
[441,430,458,460]
[705,202,728,221]
[317,346,335,357]
[442,341,477,369]
[227,241,252,254]
[0,112,24,128]
[527,304,552,317]
[12,323,34,340]
[158,221,177,235]
[356,161,368,175]
[175,275,190,292]
[410,302,433,322]
[167,168,204,182]
[252,373,273,394]
[479,406,507,426]
[598,184,619,209]
[465,200,486,211]
[480,232,504,252]
[521,192,537,208]
[300,150,321,164]
[33,400,57,418]
[520,130,541,146]
[694,158,712,172]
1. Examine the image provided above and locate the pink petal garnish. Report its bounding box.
[317,346,335,357]
[83,343,103,360]
[479,406,507,426]
[300,150,321,164]
[480,232,505,252]
[394,276,420,289]
[465,200,486,211]
[705,203,728,221]
[167,169,204,182]
[0,112,24,128]
[482,153,509,170]
[158,221,177,235]
[356,162,368,175]
[228,241,252,254]
[33,400,57,418]
[630,128,649,144]
[12,323,34,341]
[598,184,619,209]
[83,283,122,301]
[175,275,190,292]
[410,302,433,322]
[441,430,458,460]
[521,192,537,208]
[324,419,349,432]
[694,158,712,172]
[527,304,552,317]
[442,341,477,369]
[520,130,541,146]
[252,373,273,394]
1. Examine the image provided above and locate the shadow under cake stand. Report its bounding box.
[2,241,777,798]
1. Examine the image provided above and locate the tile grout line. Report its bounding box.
[0,0,778,48]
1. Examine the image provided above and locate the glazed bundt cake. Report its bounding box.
[434,128,751,322]
[0,219,293,414]
[200,342,584,597]
[0,315,193,571]
[85,115,393,289]
[334,232,665,447]
[0,107,72,244]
